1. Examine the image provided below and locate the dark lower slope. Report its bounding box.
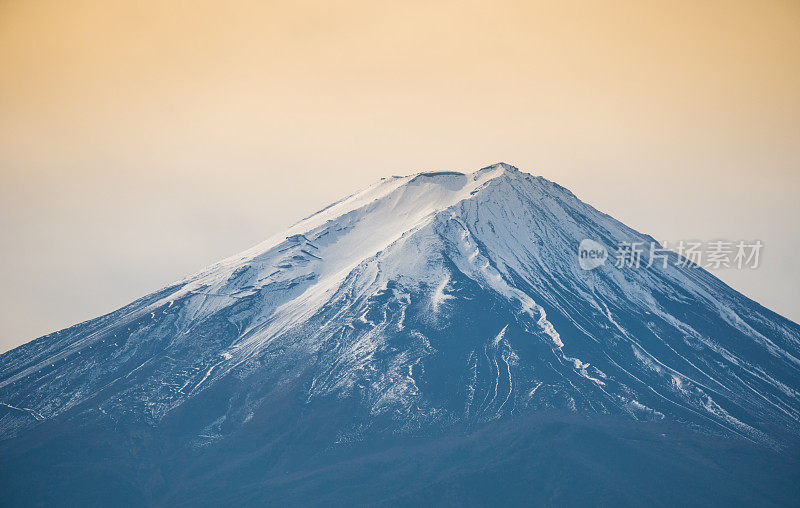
[1,412,798,507]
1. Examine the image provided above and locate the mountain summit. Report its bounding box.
[1,164,799,505]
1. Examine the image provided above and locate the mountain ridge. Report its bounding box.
[2,163,800,505]
[1,162,799,447]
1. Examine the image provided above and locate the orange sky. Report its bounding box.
[1,0,799,350]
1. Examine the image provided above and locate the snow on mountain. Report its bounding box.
[1,163,799,450]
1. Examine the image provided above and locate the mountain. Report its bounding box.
[1,163,799,506]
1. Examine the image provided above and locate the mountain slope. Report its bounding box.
[1,163,799,504]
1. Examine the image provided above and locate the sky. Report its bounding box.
[1,0,798,352]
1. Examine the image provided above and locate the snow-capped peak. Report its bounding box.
[1,164,798,450]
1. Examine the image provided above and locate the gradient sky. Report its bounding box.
[1,0,799,352]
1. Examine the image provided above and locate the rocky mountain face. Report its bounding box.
[1,163,798,505]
